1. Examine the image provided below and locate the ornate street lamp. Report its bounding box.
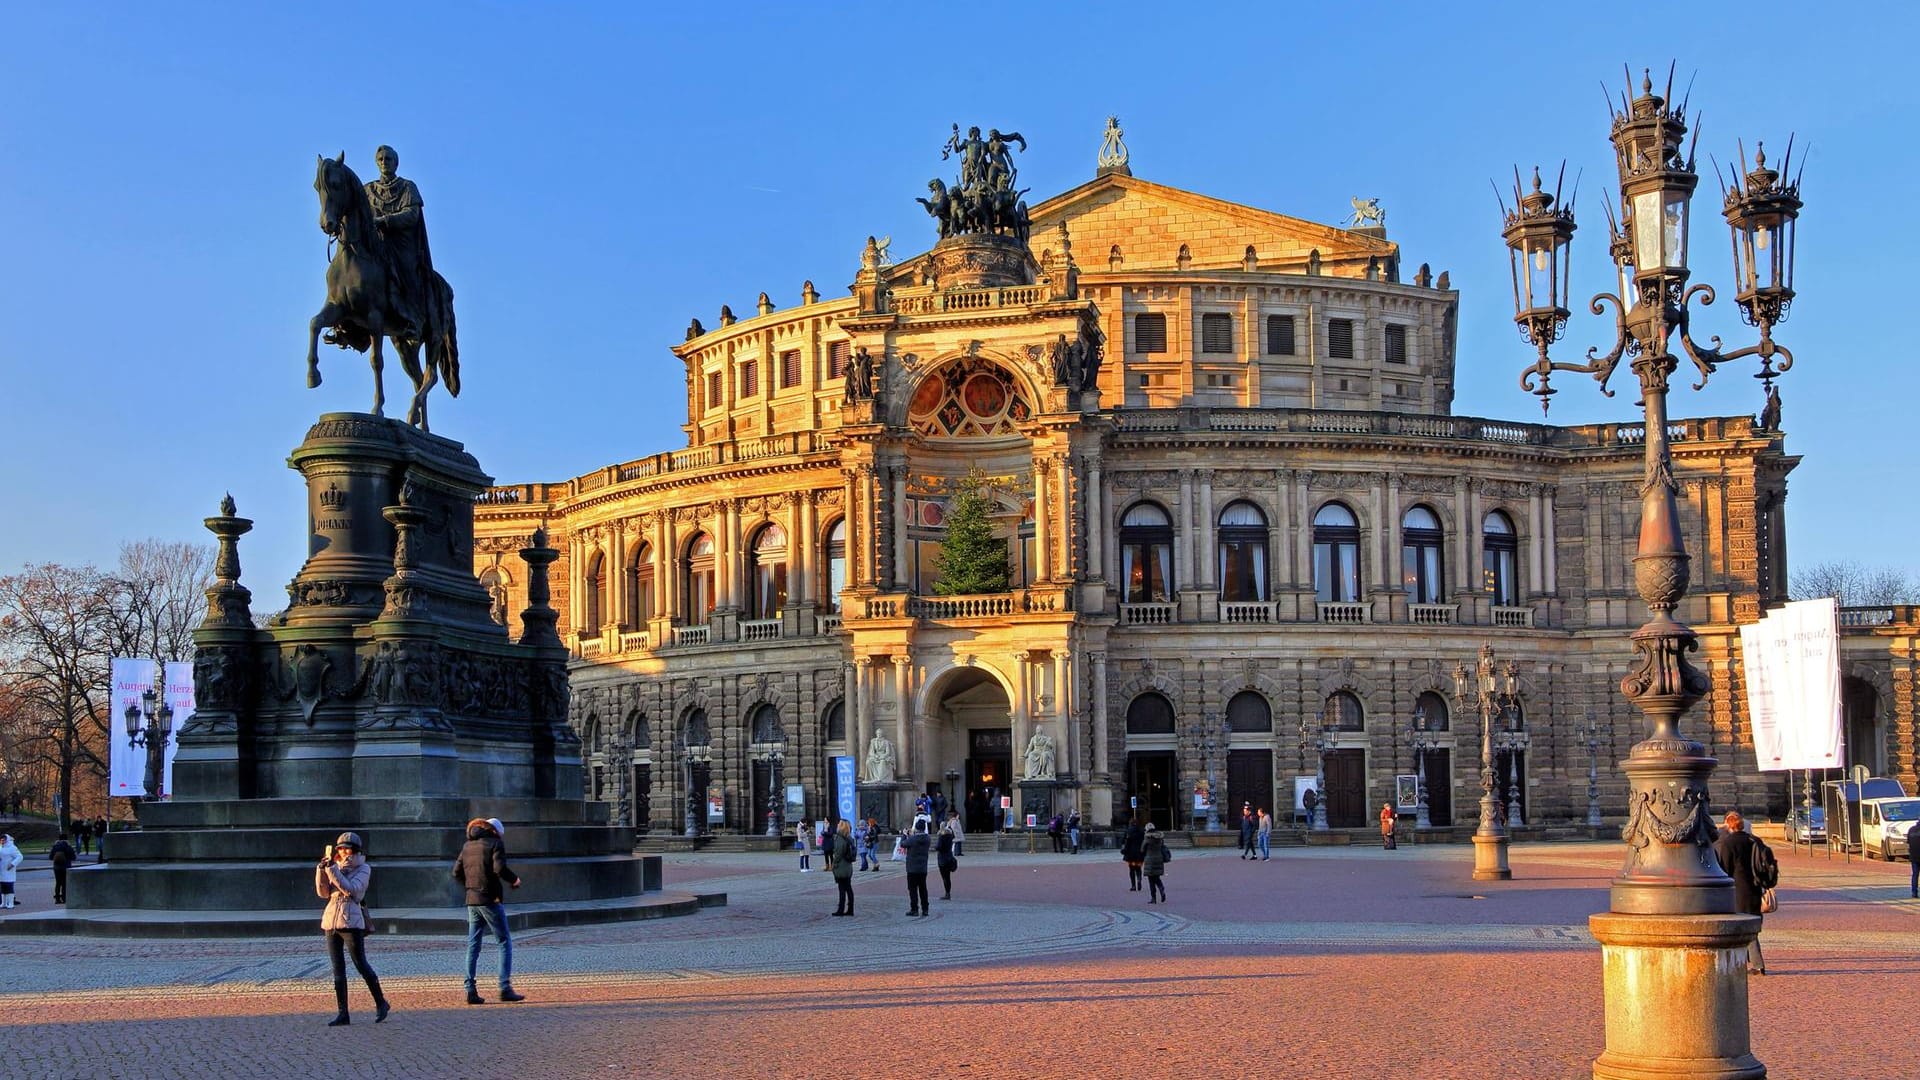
[1500,65,1801,1080]
[123,686,174,802]
[1298,706,1334,831]
[1495,708,1530,829]
[1453,645,1518,880]
[1410,705,1443,831]
[764,747,785,837]
[1582,713,1605,829]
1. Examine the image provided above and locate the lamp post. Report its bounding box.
[1500,66,1800,1080]
[1298,706,1333,831]
[1582,713,1605,829]
[1453,645,1518,879]
[1410,706,1442,831]
[764,748,785,837]
[122,685,174,802]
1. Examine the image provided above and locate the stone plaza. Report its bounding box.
[2,840,1914,1078]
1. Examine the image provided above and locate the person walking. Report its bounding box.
[94,817,108,862]
[49,833,76,904]
[1121,815,1146,892]
[830,819,856,916]
[796,819,814,872]
[1256,809,1272,860]
[1710,810,1769,976]
[316,832,391,1026]
[75,820,91,857]
[902,819,932,916]
[1380,802,1399,850]
[0,833,20,909]
[452,817,525,1004]
[1047,813,1065,854]
[936,817,959,900]
[1067,808,1082,855]
[1239,803,1257,860]
[854,816,875,872]
[947,809,966,858]
[1142,823,1170,904]
[1905,819,1919,899]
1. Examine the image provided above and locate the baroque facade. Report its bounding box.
[473,132,1916,836]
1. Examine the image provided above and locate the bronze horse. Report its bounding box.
[307,153,460,430]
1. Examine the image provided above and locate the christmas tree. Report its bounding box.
[932,468,1010,595]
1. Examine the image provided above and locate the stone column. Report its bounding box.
[1085,457,1105,581]
[1054,455,1072,581]
[1543,486,1559,593]
[1197,469,1215,588]
[1276,470,1293,589]
[1465,478,1482,595]
[609,520,627,630]
[1102,474,1120,592]
[661,516,679,623]
[1528,485,1545,594]
[859,466,877,588]
[1294,471,1313,586]
[794,492,814,606]
[1090,650,1112,825]
[723,499,742,609]
[1033,457,1052,585]
[891,464,908,592]
[1176,471,1194,587]
[1453,476,1471,595]
[893,654,913,783]
[851,658,869,775]
[1589,913,1765,1079]
[1052,650,1071,775]
[1385,474,1402,589]
[1367,476,1386,593]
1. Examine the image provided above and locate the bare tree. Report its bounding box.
[0,564,117,830]
[105,539,214,662]
[1790,559,1920,607]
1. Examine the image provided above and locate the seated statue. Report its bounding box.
[864,732,896,784]
[1023,730,1056,781]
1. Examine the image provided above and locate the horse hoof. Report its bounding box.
[307,371,321,389]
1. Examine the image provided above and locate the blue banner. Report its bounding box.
[834,756,857,822]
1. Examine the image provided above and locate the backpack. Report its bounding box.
[1749,836,1779,891]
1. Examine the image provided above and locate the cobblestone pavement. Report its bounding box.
[1,841,1914,1079]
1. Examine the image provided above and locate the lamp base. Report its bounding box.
[1590,912,1765,1079]
[1471,832,1512,880]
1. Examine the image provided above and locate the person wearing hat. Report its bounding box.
[0,833,21,908]
[1141,823,1170,904]
[315,832,391,1026]
[452,817,524,1004]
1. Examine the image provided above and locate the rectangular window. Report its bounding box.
[739,359,759,398]
[828,340,850,379]
[1384,324,1408,364]
[1201,313,1233,354]
[1134,312,1167,354]
[1328,318,1354,359]
[1266,314,1296,355]
[1205,373,1235,387]
[706,371,722,410]
[780,350,801,388]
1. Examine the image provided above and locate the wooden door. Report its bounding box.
[1324,749,1367,828]
[1227,750,1274,828]
[1419,749,1451,827]
[633,763,652,833]
[1127,751,1177,830]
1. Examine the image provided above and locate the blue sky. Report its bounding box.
[2,3,1913,599]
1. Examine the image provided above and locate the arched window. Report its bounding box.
[583,551,606,631]
[822,519,847,614]
[749,703,784,744]
[1125,691,1177,735]
[1326,690,1364,732]
[1217,501,1268,602]
[583,713,604,800]
[1119,503,1174,603]
[682,708,710,748]
[1401,506,1445,604]
[1312,503,1361,603]
[823,700,846,744]
[1482,511,1519,606]
[627,542,655,627]
[683,533,715,624]
[748,524,788,620]
[1414,690,1450,732]
[1226,690,1272,733]
[627,710,650,748]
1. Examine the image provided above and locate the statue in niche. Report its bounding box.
[864,731,896,784]
[1023,729,1056,781]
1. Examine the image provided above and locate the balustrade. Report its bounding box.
[1120,602,1177,626]
[1220,601,1276,623]
[741,618,784,642]
[1408,603,1458,625]
[1491,606,1535,628]
[1316,602,1369,624]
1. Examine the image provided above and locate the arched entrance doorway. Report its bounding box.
[1844,676,1884,776]
[922,666,1015,834]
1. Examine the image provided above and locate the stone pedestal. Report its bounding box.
[1590,913,1765,1079]
[1472,832,1512,880]
[928,233,1032,289]
[65,413,672,934]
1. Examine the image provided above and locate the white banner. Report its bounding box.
[108,657,156,798]
[160,660,193,799]
[1741,599,1843,772]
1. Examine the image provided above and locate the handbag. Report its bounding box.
[1759,886,1778,914]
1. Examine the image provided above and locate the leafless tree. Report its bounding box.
[0,564,117,830]
[104,539,214,662]
[1789,559,1920,607]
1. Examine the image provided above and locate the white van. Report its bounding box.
[1859,796,1920,861]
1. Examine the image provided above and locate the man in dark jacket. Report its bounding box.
[452,818,524,1004]
[1906,820,1919,899]
[1239,803,1257,859]
[901,819,932,916]
[1710,810,1766,976]
[49,833,76,903]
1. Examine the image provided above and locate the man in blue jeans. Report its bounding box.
[452,817,524,1005]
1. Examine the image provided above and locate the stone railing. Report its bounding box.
[1492,606,1535,628]
[892,283,1047,315]
[579,635,607,658]
[863,596,901,619]
[815,613,843,635]
[910,594,1014,619]
[1220,601,1277,623]
[1120,602,1177,626]
[1409,603,1458,625]
[740,618,783,642]
[1837,606,1920,629]
[673,625,711,647]
[1105,408,1752,450]
[669,447,716,470]
[619,630,650,653]
[1316,602,1369,624]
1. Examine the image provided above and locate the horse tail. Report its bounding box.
[432,272,460,397]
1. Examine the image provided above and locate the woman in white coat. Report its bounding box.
[0,833,21,908]
[315,831,391,1026]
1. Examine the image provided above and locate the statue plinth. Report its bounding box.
[929,233,1033,290]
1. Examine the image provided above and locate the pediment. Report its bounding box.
[1027,174,1394,276]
